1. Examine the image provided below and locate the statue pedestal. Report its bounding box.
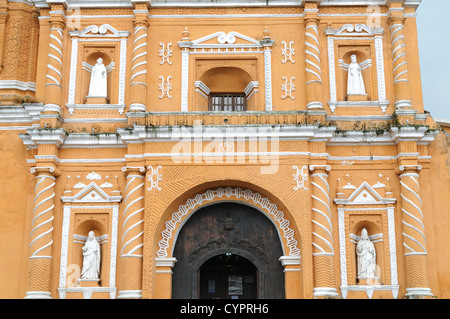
[78,279,100,287]
[347,94,368,102]
[357,277,380,286]
[86,96,108,104]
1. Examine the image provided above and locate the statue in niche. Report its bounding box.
[81,231,101,280]
[356,228,376,279]
[88,58,107,98]
[347,54,366,96]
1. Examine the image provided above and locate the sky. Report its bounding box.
[416,0,450,120]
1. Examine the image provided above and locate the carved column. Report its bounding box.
[118,167,146,299]
[304,6,323,111]
[44,8,65,115]
[25,167,60,299]
[129,3,149,112]
[261,28,274,112]
[398,166,433,298]
[388,13,412,110]
[309,165,339,298]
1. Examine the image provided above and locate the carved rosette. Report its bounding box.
[309,165,338,297]
[398,166,432,297]
[129,20,148,112]
[118,166,146,298]
[25,167,60,299]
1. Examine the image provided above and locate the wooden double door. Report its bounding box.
[172,202,285,299]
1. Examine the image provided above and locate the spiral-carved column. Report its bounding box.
[118,167,146,299]
[309,165,338,298]
[389,17,412,110]
[398,166,433,298]
[44,19,65,114]
[129,20,148,112]
[25,167,59,299]
[305,18,323,110]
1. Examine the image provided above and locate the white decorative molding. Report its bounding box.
[67,24,129,111]
[244,81,258,100]
[157,187,300,259]
[159,42,173,65]
[195,80,211,99]
[86,172,102,181]
[335,181,399,299]
[292,165,308,191]
[59,180,121,299]
[147,165,162,191]
[263,48,273,111]
[326,24,389,113]
[158,75,173,99]
[179,29,273,111]
[281,40,295,64]
[281,76,295,100]
[180,49,189,112]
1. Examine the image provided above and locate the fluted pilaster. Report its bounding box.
[118,166,146,299]
[389,17,412,109]
[309,165,338,298]
[44,18,65,114]
[129,19,148,112]
[305,18,323,110]
[398,166,433,298]
[25,167,60,299]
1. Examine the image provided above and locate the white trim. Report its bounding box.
[0,80,36,92]
[326,24,388,113]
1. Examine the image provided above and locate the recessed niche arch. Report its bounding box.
[194,59,260,112]
[81,49,116,104]
[340,49,373,101]
[350,220,385,286]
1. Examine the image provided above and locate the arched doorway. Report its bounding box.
[172,202,285,299]
[199,253,257,299]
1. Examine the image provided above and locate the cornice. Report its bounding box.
[30,0,421,10]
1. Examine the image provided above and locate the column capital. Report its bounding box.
[309,165,331,173]
[30,166,61,177]
[121,166,146,176]
[396,164,422,175]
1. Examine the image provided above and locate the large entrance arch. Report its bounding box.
[154,186,303,299]
[172,202,285,299]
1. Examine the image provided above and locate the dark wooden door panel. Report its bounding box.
[172,202,285,299]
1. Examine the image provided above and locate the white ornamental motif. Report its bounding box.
[293,165,308,191]
[147,165,162,191]
[217,32,236,44]
[281,41,295,64]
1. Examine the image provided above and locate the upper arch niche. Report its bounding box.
[200,66,253,93]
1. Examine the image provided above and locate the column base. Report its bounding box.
[117,290,143,299]
[25,291,52,299]
[313,287,340,299]
[405,288,434,299]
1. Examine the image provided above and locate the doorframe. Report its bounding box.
[191,248,266,299]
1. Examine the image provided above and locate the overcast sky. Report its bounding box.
[416,0,450,120]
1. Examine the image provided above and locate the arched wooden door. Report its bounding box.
[172,202,285,299]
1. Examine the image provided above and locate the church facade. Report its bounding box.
[0,0,449,300]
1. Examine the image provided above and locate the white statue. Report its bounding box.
[88,58,107,97]
[347,54,366,95]
[81,231,101,280]
[356,228,376,279]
